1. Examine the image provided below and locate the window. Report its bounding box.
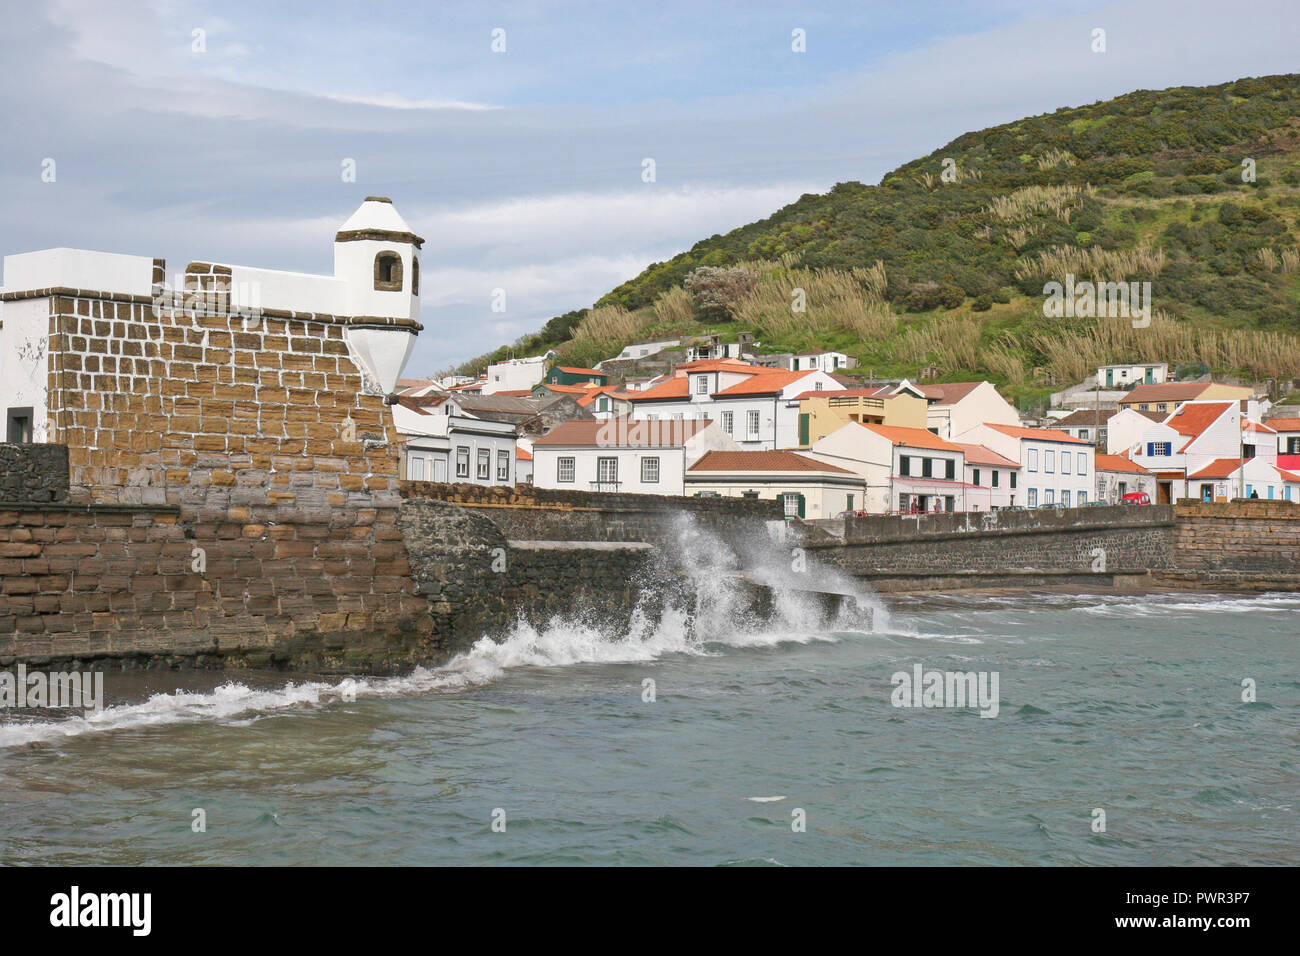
[695,376,709,395]
[1044,489,1055,504]
[973,468,981,486]
[746,410,760,439]
[782,493,800,517]
[943,496,955,513]
[945,459,955,480]
[409,457,425,481]
[1077,454,1088,476]
[1062,490,1071,507]
[597,457,618,484]
[992,470,1000,488]
[599,397,609,412]
[1028,489,1038,506]
[922,457,933,478]
[455,446,470,478]
[1079,428,1089,440]
[1010,472,1017,489]
[477,449,490,480]
[1027,448,1038,472]
[6,407,33,443]
[1061,451,1071,475]
[641,457,659,483]
[557,457,575,483]
[900,456,911,477]
[497,449,510,481]
[1288,437,1300,455]
[898,494,910,511]
[1146,441,1171,456]
[721,411,734,435]
[846,494,854,511]
[374,251,403,291]
[1045,450,1055,473]
[1078,491,1087,504]
[411,257,420,295]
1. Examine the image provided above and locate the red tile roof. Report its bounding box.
[1274,465,1300,482]
[713,369,814,397]
[859,423,964,452]
[984,423,1091,444]
[628,377,690,401]
[1052,408,1111,428]
[674,358,758,372]
[1165,402,1232,437]
[1095,453,1151,474]
[1243,420,1277,434]
[533,417,713,447]
[555,366,604,376]
[1189,458,1249,479]
[1118,383,1211,404]
[915,382,984,404]
[492,389,534,397]
[1264,417,1300,432]
[687,451,855,474]
[954,443,1019,468]
[515,445,533,461]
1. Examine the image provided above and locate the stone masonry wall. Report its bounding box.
[1,269,433,666]
[0,444,69,504]
[806,504,1175,586]
[1173,500,1300,572]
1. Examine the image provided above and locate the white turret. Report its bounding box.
[334,197,422,394]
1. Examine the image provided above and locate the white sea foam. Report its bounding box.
[1,514,890,750]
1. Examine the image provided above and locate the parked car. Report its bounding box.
[1121,492,1152,505]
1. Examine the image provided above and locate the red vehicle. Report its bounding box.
[1121,492,1152,505]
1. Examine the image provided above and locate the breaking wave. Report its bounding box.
[1,515,887,749]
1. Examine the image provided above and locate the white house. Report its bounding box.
[956,423,1095,508]
[600,339,681,367]
[484,353,554,394]
[1094,454,1156,503]
[955,443,1020,510]
[908,381,1021,441]
[808,422,968,513]
[1125,400,1241,503]
[1,196,421,442]
[628,359,840,451]
[1105,407,1166,454]
[532,417,739,495]
[1097,362,1167,389]
[1264,415,1300,456]
[684,450,865,518]
[393,399,518,486]
[787,351,858,373]
[1186,456,1300,502]
[515,443,534,484]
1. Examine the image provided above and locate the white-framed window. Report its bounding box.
[1044,489,1055,504]
[456,446,470,478]
[1062,490,1071,507]
[1027,448,1038,472]
[497,449,510,481]
[1045,449,1055,473]
[695,376,709,395]
[1077,454,1088,475]
[1028,488,1038,507]
[557,457,575,483]
[746,410,760,439]
[641,457,659,483]
[477,449,490,480]
[409,457,425,481]
[1061,451,1071,475]
[1078,491,1088,504]
[721,411,734,435]
[597,457,618,484]
[782,493,800,517]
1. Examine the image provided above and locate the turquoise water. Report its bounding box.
[2,585,1296,866]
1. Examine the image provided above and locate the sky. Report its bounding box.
[1,0,1296,375]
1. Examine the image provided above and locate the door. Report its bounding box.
[1158,481,1172,504]
[798,413,810,446]
[1200,484,1213,502]
[432,458,447,483]
[1144,367,1155,384]
[1105,369,1114,387]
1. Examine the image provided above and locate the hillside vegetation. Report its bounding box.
[461,74,1300,407]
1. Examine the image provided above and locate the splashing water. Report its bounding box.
[0,513,887,748]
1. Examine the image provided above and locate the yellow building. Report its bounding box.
[794,387,929,447]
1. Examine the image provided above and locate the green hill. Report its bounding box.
[461,74,1300,408]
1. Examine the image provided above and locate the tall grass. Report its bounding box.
[559,304,652,366]
[651,286,694,325]
[1014,243,1167,282]
[987,183,1095,225]
[731,259,898,347]
[897,315,981,371]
